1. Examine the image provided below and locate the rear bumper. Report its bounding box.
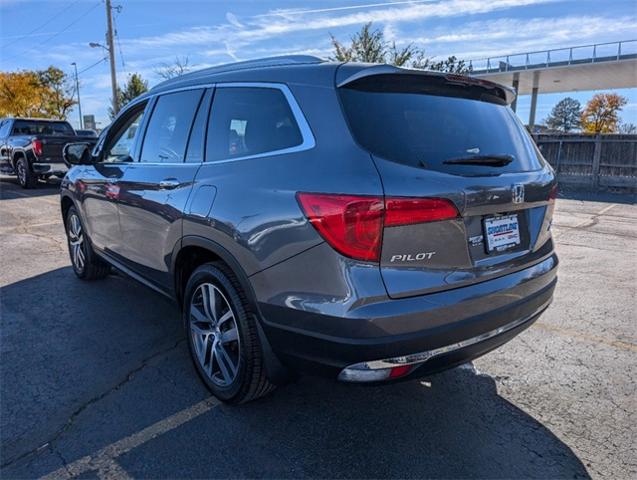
[257,253,557,380]
[32,162,68,175]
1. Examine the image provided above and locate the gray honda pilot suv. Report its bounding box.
[61,56,558,404]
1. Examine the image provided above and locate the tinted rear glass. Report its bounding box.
[340,81,543,175]
[12,120,74,136]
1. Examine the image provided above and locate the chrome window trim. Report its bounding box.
[132,82,315,166]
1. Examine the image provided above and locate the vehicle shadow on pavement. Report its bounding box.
[0,267,590,479]
[0,176,62,200]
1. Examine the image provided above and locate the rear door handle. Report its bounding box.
[159,178,180,190]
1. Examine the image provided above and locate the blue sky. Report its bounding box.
[1,0,636,129]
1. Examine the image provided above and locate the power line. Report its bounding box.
[78,57,108,75]
[0,0,82,49]
[1,2,101,64]
[34,2,101,47]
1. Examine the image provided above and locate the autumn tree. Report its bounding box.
[109,73,149,118]
[0,67,76,119]
[544,97,582,132]
[580,93,628,134]
[330,22,470,73]
[0,71,44,117]
[37,66,76,118]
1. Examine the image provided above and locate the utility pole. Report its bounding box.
[71,62,83,129]
[105,0,118,115]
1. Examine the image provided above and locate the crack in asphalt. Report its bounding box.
[0,339,186,471]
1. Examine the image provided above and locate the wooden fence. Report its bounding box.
[533,134,637,191]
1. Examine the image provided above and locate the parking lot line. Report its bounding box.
[535,322,637,353]
[40,397,220,480]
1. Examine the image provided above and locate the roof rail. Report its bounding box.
[153,55,325,90]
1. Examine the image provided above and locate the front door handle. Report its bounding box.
[159,178,180,190]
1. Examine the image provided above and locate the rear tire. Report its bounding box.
[65,206,110,280]
[16,157,36,189]
[184,262,275,404]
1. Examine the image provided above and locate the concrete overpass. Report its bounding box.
[470,40,637,127]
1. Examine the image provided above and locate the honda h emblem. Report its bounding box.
[512,184,525,204]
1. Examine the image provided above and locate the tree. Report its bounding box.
[0,71,45,117]
[544,97,582,132]
[618,122,636,134]
[412,54,471,73]
[580,93,628,134]
[0,67,75,119]
[109,73,149,118]
[330,23,470,73]
[330,23,389,64]
[155,56,191,80]
[37,66,76,118]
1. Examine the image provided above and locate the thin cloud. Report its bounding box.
[261,0,436,17]
[120,0,556,53]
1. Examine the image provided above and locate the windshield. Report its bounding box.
[12,120,75,136]
[339,85,543,175]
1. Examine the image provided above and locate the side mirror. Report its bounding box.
[63,142,92,166]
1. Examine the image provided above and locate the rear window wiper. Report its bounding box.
[442,154,514,167]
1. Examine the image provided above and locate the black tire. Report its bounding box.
[184,262,276,404]
[15,157,36,189]
[65,206,111,280]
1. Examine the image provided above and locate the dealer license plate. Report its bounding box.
[484,214,520,252]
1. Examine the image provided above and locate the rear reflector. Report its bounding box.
[388,365,412,379]
[297,193,459,262]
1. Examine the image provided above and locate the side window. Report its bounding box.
[0,120,10,138]
[140,89,203,164]
[185,89,212,163]
[206,87,303,162]
[104,106,146,163]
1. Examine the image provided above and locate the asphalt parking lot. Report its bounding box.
[0,176,635,479]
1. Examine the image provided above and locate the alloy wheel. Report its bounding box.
[67,214,85,273]
[16,160,26,186]
[189,283,241,387]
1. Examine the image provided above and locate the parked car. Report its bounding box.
[0,117,87,188]
[60,56,558,404]
[75,129,99,138]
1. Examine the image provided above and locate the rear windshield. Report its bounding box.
[11,120,75,136]
[339,80,543,175]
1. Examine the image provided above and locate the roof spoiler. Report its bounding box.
[336,64,516,105]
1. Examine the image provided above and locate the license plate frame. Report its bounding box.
[483,214,521,253]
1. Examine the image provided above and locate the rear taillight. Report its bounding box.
[297,193,384,261]
[297,193,459,262]
[549,183,558,201]
[32,139,43,157]
[385,197,459,226]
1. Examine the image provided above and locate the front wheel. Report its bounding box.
[65,206,110,280]
[184,263,275,404]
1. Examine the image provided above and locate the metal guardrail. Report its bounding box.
[470,40,637,73]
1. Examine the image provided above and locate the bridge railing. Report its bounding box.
[470,40,637,73]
